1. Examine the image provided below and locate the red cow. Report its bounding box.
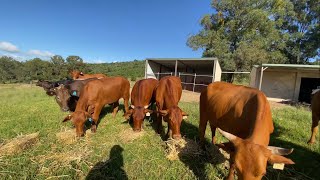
[125,78,158,131]
[200,82,294,180]
[155,76,188,139]
[70,70,107,80]
[308,89,320,144]
[63,77,130,136]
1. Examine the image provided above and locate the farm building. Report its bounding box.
[145,58,221,92]
[250,64,320,103]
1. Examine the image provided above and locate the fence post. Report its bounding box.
[193,73,196,92]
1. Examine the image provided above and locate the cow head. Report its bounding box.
[217,128,294,180]
[126,105,153,131]
[158,106,188,139]
[50,85,71,112]
[63,111,91,137]
[70,70,84,80]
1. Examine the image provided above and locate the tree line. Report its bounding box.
[188,0,319,73]
[0,55,144,83]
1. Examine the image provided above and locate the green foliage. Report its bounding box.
[188,0,319,71]
[0,56,144,83]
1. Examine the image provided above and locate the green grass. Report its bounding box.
[0,84,319,179]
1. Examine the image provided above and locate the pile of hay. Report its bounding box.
[56,128,95,144]
[0,132,39,155]
[165,137,202,160]
[119,128,145,143]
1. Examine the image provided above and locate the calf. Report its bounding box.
[125,78,158,131]
[155,76,188,139]
[308,89,320,144]
[50,78,97,112]
[63,77,130,136]
[70,70,107,80]
[200,82,294,180]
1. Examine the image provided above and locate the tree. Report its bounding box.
[281,0,320,64]
[66,55,87,72]
[50,55,68,80]
[188,0,295,75]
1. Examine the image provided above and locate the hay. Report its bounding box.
[119,128,145,143]
[0,132,39,155]
[56,128,95,144]
[165,138,202,160]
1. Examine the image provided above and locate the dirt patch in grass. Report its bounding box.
[118,128,145,143]
[181,90,200,103]
[0,132,39,155]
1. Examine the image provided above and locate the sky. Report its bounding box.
[0,0,212,63]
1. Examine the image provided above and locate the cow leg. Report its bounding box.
[123,91,130,114]
[156,103,163,134]
[209,121,217,145]
[112,101,119,118]
[308,114,319,144]
[226,164,236,180]
[199,104,208,148]
[91,104,103,133]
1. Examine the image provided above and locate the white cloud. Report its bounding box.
[0,41,19,52]
[27,49,55,57]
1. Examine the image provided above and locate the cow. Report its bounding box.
[199,82,294,180]
[124,78,158,131]
[308,89,320,144]
[70,70,107,80]
[49,78,97,112]
[62,76,130,137]
[36,79,72,96]
[155,76,188,139]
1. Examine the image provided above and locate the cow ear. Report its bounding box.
[268,154,295,165]
[46,88,56,96]
[123,109,133,119]
[158,110,168,116]
[130,105,135,109]
[63,114,72,122]
[216,142,235,153]
[267,146,294,155]
[144,109,153,114]
[84,111,91,119]
[181,111,188,119]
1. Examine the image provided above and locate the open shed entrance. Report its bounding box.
[145,58,221,92]
[298,77,320,103]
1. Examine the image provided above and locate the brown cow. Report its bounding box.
[155,76,188,139]
[199,82,294,180]
[70,70,107,80]
[124,78,158,131]
[308,89,320,144]
[63,77,130,136]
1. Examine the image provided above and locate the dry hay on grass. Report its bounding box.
[56,128,95,144]
[118,128,145,143]
[164,138,203,161]
[0,132,39,155]
[180,90,200,103]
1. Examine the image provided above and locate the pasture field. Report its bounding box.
[0,84,319,180]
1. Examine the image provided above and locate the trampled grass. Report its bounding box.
[0,84,319,179]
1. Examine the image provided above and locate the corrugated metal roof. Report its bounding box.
[146,58,217,61]
[254,64,320,69]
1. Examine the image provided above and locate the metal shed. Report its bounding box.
[250,64,320,103]
[145,58,221,92]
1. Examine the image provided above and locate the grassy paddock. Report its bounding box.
[0,84,319,179]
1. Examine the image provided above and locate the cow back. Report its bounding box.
[131,78,158,106]
[156,76,182,108]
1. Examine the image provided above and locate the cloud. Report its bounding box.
[0,52,26,61]
[0,41,19,52]
[27,49,55,57]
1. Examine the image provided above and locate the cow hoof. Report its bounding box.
[91,125,97,133]
[307,140,315,144]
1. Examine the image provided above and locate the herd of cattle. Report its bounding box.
[36,70,320,180]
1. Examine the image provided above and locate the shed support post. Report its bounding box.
[174,60,178,76]
[193,73,197,92]
[258,67,268,90]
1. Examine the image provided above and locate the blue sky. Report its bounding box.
[0,0,212,63]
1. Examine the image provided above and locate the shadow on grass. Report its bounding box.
[179,120,226,180]
[264,122,320,180]
[86,145,128,180]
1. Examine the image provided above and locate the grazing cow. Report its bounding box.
[70,70,107,80]
[199,82,294,180]
[36,79,72,95]
[308,89,320,144]
[63,77,130,137]
[49,78,97,112]
[124,78,158,131]
[155,76,188,139]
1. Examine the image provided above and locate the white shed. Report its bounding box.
[250,64,320,103]
[145,58,221,92]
